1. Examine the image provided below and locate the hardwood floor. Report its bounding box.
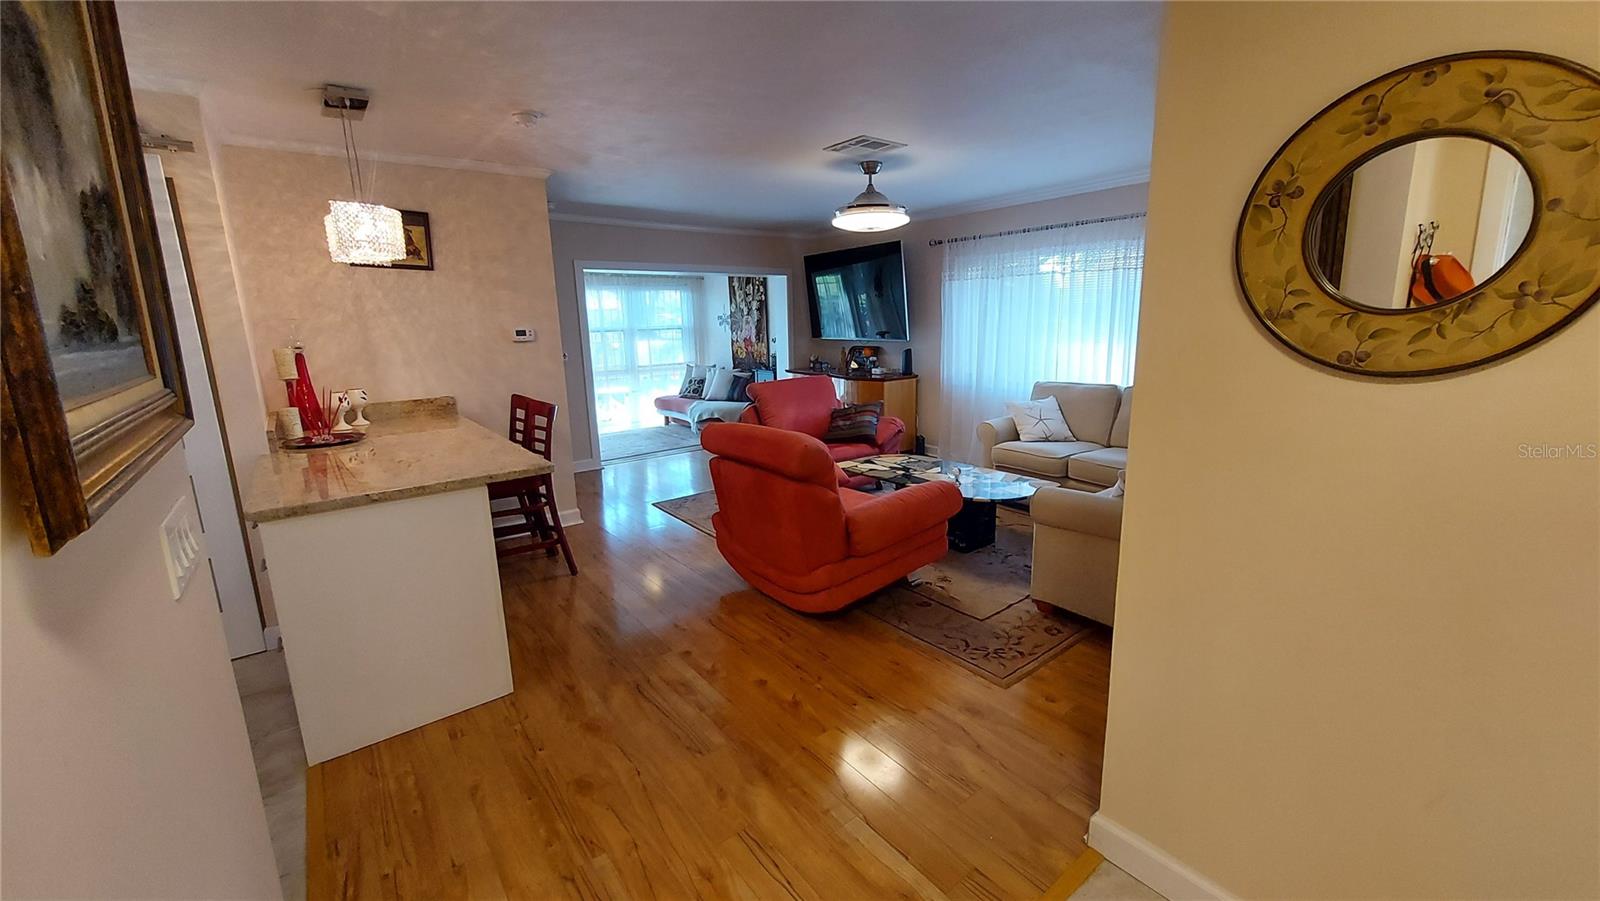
[306,450,1112,900]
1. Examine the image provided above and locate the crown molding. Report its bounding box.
[220,135,553,179]
[547,211,808,240]
[914,167,1151,222]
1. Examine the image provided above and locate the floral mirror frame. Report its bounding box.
[1235,51,1600,377]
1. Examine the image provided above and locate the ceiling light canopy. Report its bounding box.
[832,160,909,233]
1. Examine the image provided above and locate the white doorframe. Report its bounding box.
[572,261,792,469]
[147,154,266,659]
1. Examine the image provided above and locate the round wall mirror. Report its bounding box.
[1308,137,1535,311]
[1234,52,1600,377]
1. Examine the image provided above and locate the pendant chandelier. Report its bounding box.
[322,86,405,265]
[832,160,909,233]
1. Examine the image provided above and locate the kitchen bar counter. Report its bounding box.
[240,397,552,522]
[241,396,534,764]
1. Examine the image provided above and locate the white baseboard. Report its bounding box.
[1087,813,1234,901]
[488,502,583,528]
[262,625,282,650]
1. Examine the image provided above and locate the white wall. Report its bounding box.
[1097,3,1599,898]
[548,219,800,463]
[796,183,1148,452]
[1339,143,1418,307]
[692,272,790,375]
[696,273,735,369]
[1,450,281,899]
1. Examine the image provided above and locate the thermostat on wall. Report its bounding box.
[512,328,537,343]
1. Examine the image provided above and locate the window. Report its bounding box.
[583,273,703,433]
[938,215,1145,462]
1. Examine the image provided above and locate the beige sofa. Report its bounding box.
[1029,486,1121,626]
[978,382,1131,490]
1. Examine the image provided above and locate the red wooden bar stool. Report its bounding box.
[488,394,577,575]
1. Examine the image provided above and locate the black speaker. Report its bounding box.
[901,348,914,375]
[914,434,926,455]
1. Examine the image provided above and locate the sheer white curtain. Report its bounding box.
[938,215,1145,463]
[583,272,702,433]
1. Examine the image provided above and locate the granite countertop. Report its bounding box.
[240,397,554,522]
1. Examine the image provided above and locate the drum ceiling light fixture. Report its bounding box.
[832,160,910,233]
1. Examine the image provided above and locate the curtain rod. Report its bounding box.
[927,211,1146,247]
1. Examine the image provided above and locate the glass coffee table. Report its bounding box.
[838,454,1055,552]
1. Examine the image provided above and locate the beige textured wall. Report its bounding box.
[218,146,576,511]
[797,183,1149,452]
[548,219,800,463]
[1,451,281,899]
[1099,3,1600,898]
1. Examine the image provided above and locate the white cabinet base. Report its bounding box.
[257,488,513,764]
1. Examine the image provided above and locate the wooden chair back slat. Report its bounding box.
[509,394,557,462]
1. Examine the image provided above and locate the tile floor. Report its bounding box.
[232,650,306,901]
[1074,859,1167,899]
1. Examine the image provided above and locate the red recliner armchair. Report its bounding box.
[700,423,962,613]
[739,376,905,463]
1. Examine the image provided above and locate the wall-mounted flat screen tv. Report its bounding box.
[804,240,909,341]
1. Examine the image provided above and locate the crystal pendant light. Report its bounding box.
[323,89,405,265]
[324,201,405,265]
[832,160,910,233]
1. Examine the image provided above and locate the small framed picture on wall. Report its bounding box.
[354,209,433,270]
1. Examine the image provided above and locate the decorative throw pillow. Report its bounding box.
[678,363,719,397]
[823,402,883,444]
[723,371,755,402]
[678,364,720,399]
[677,363,702,395]
[1005,396,1074,442]
[705,368,738,401]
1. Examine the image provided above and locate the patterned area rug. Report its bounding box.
[652,490,1096,686]
[600,424,701,462]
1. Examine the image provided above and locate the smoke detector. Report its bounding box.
[823,134,907,155]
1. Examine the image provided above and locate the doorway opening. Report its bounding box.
[575,267,788,464]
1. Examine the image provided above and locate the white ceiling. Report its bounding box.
[119,1,1159,232]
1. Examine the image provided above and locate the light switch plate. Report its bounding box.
[159,499,202,601]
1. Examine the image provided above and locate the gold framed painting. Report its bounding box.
[1,0,191,555]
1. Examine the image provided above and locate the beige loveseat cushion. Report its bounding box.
[1066,446,1127,487]
[990,440,1105,477]
[1108,386,1133,448]
[1031,382,1123,447]
[1030,486,1122,626]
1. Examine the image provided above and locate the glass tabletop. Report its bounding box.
[838,454,1055,502]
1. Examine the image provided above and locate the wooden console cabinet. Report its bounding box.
[785,369,918,452]
[836,375,917,452]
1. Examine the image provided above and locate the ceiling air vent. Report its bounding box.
[823,134,907,155]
